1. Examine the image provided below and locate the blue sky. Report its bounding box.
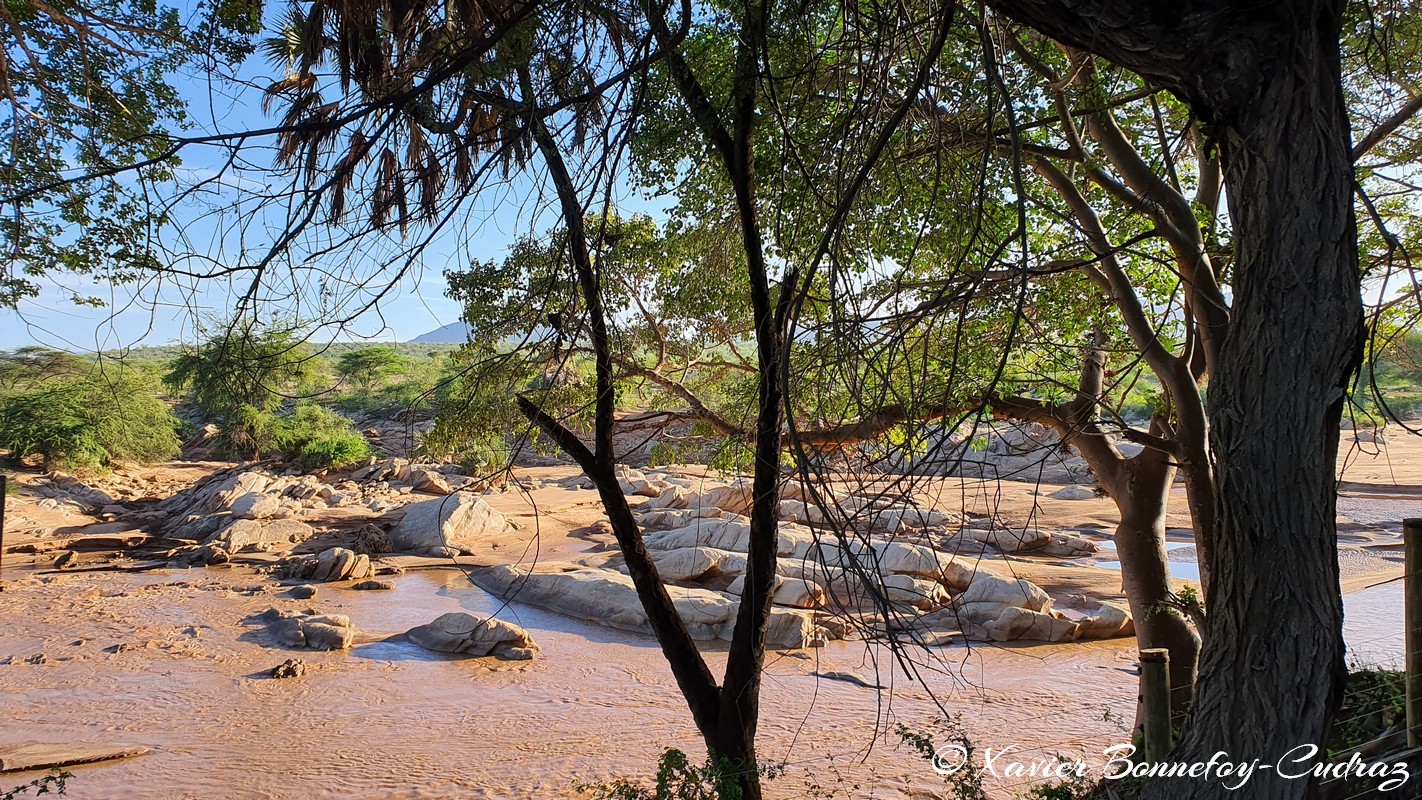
[0,11,669,352]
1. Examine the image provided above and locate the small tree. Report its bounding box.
[164,321,322,458]
[337,346,404,394]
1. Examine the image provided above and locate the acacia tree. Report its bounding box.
[256,0,959,794]
[337,346,404,393]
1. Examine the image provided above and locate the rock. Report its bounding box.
[644,518,816,558]
[646,485,689,509]
[405,612,539,658]
[301,621,355,650]
[176,542,229,566]
[410,469,453,495]
[618,547,725,582]
[814,670,885,689]
[956,526,1052,553]
[255,609,355,651]
[230,492,283,520]
[725,574,825,609]
[469,565,829,649]
[1074,601,1134,639]
[777,558,861,605]
[211,472,271,511]
[1047,485,1099,501]
[869,505,955,532]
[914,573,1073,642]
[269,658,307,679]
[956,574,1053,612]
[352,579,395,591]
[688,484,755,515]
[976,607,1078,642]
[615,466,664,498]
[290,585,318,600]
[387,494,508,555]
[881,574,950,610]
[280,548,374,583]
[210,519,315,551]
[1039,533,1100,558]
[637,507,724,529]
[1354,428,1385,445]
[812,539,986,590]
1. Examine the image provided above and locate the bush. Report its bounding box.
[219,403,278,459]
[274,404,371,470]
[574,748,782,800]
[0,373,181,471]
[297,430,371,471]
[2,769,69,799]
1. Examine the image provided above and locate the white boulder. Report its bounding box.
[388,493,508,555]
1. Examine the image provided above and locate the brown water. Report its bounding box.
[0,566,1155,799]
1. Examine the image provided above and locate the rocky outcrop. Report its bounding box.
[278,547,375,583]
[643,517,817,558]
[405,612,539,659]
[208,519,315,552]
[387,494,508,555]
[468,565,829,649]
[252,608,356,651]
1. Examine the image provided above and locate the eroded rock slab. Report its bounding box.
[278,547,375,583]
[388,494,508,555]
[252,608,356,651]
[468,565,828,649]
[406,612,539,659]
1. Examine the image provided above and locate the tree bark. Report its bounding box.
[1154,12,1361,798]
[1058,333,1201,716]
[983,3,1363,797]
[1111,445,1200,720]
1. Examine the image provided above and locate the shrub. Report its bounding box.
[274,404,372,470]
[0,373,181,471]
[2,769,70,799]
[297,430,371,470]
[574,748,782,800]
[219,403,278,459]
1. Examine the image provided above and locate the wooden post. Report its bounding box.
[1140,647,1172,762]
[1405,518,1422,748]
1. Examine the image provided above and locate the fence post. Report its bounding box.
[1405,518,1422,748]
[1140,647,1171,762]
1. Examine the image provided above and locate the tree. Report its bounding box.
[164,321,323,458]
[337,346,404,394]
[0,351,181,470]
[0,0,259,306]
[978,3,1365,797]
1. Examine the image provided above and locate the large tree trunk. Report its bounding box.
[1148,10,1361,800]
[982,3,1363,795]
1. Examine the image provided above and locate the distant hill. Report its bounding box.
[409,322,472,344]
